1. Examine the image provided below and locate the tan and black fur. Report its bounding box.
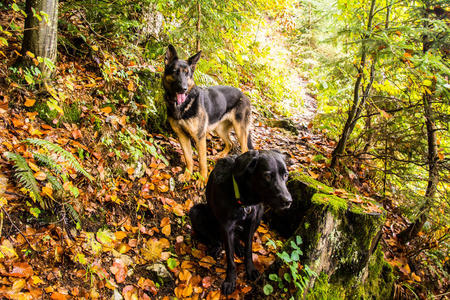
[163,44,253,182]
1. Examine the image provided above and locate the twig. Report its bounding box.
[0,206,38,252]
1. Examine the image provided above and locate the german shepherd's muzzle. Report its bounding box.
[163,45,253,183]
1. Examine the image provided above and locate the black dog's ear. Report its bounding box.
[233,150,259,183]
[165,44,178,66]
[188,51,202,72]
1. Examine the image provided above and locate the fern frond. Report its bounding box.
[33,153,62,174]
[66,203,81,225]
[195,71,218,86]
[5,152,45,209]
[25,139,93,181]
[47,174,63,190]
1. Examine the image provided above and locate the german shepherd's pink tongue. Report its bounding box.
[177,93,186,105]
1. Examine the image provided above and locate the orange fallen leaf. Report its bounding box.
[199,256,216,269]
[51,292,69,300]
[100,106,112,114]
[162,224,171,236]
[34,171,47,181]
[9,262,33,278]
[24,98,36,107]
[179,269,192,282]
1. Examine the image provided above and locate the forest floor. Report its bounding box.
[0,8,447,300]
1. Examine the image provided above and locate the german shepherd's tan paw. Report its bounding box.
[178,169,192,183]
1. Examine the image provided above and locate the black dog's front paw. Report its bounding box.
[222,280,236,296]
[247,268,260,281]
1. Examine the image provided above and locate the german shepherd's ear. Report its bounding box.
[188,51,202,73]
[165,44,178,66]
[233,150,259,184]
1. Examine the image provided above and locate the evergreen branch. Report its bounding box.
[25,138,93,181]
[5,152,45,209]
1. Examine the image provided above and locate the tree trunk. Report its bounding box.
[397,12,439,243]
[196,1,201,52]
[251,173,394,299]
[330,0,377,168]
[20,0,58,79]
[397,92,438,243]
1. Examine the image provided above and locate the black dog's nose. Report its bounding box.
[280,193,292,209]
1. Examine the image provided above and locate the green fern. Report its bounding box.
[33,152,63,174]
[5,152,45,209]
[66,203,81,226]
[25,138,93,181]
[47,174,63,190]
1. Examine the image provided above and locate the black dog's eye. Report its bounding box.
[284,172,289,180]
[265,173,272,181]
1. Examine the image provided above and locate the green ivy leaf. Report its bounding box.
[263,284,273,295]
[167,257,177,270]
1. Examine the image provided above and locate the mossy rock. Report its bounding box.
[258,172,393,299]
[32,100,82,126]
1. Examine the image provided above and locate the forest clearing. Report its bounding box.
[0,0,449,299]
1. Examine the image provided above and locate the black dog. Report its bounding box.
[163,45,253,183]
[189,150,292,295]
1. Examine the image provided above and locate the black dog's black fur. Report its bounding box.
[189,150,292,295]
[163,45,253,183]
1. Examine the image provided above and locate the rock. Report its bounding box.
[258,173,394,299]
[146,263,173,280]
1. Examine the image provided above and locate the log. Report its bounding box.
[254,173,394,299]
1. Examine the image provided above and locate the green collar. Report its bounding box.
[232,174,242,204]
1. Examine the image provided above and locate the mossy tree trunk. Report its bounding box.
[252,173,394,299]
[20,0,58,79]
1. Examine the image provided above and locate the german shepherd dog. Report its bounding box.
[189,150,293,295]
[163,45,253,183]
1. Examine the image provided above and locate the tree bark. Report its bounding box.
[397,11,440,243]
[196,1,201,52]
[330,0,377,168]
[398,92,438,243]
[20,0,58,79]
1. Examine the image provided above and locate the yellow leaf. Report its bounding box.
[127,81,134,91]
[28,162,41,172]
[162,224,171,236]
[92,45,99,51]
[0,239,18,258]
[115,231,128,240]
[199,256,216,269]
[26,51,35,58]
[141,239,163,262]
[403,52,412,58]
[12,278,26,291]
[32,275,44,285]
[411,272,421,282]
[423,79,432,86]
[117,243,131,254]
[42,186,53,198]
[24,98,36,107]
[101,106,112,114]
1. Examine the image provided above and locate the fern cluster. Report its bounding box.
[25,138,93,181]
[5,152,44,208]
[6,138,93,210]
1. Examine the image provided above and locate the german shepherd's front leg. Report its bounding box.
[192,135,207,187]
[170,120,194,181]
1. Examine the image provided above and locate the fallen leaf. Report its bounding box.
[8,263,33,278]
[199,256,216,269]
[24,98,36,107]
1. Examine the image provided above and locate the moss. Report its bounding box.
[290,173,334,194]
[306,273,345,300]
[311,193,347,215]
[32,100,82,126]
